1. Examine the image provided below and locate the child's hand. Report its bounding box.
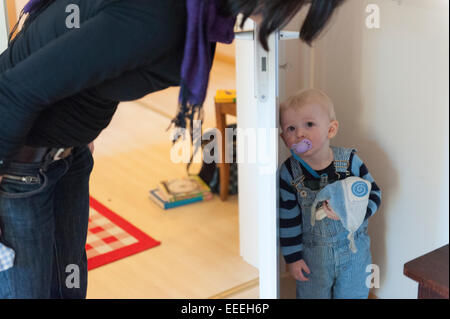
[323,200,340,220]
[287,259,311,281]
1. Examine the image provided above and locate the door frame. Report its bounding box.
[235,24,280,299]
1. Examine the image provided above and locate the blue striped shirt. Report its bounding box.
[279,150,381,263]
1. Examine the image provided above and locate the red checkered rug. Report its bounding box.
[86,197,161,270]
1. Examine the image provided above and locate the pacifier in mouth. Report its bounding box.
[291,139,312,154]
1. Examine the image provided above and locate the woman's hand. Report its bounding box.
[323,200,340,220]
[87,142,94,154]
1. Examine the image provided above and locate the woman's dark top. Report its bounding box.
[0,0,186,172]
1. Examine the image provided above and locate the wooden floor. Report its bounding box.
[86,58,259,299]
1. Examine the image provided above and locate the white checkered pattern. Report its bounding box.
[0,242,15,272]
[86,207,138,260]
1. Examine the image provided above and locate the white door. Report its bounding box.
[235,20,305,298]
[235,20,278,299]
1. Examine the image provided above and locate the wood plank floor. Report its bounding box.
[86,58,259,299]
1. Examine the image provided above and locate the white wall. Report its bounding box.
[216,42,236,64]
[1,0,28,53]
[307,0,448,298]
[0,0,9,52]
[15,0,26,14]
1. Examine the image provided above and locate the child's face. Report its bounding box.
[280,102,338,159]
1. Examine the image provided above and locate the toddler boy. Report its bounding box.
[279,89,381,299]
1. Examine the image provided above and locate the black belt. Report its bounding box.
[10,146,73,163]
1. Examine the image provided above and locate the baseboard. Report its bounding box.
[209,278,259,299]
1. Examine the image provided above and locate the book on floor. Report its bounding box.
[149,175,213,210]
[149,189,211,210]
[158,175,212,203]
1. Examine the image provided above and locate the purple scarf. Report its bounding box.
[23,0,42,13]
[174,0,236,134]
[22,0,236,133]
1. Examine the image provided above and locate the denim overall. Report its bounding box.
[290,147,371,299]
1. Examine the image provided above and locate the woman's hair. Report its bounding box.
[222,0,345,50]
[10,0,344,50]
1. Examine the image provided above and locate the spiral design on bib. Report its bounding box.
[351,181,368,197]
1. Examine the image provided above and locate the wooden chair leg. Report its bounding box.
[215,103,228,201]
[222,162,230,201]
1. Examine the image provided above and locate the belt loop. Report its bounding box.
[40,147,73,172]
[40,149,55,172]
[53,148,65,161]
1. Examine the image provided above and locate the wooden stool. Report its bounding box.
[215,90,236,201]
[404,244,449,299]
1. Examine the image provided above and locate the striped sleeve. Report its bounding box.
[279,161,304,263]
[350,153,382,220]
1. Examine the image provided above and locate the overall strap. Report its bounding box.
[290,150,320,178]
[331,146,356,175]
[289,156,305,192]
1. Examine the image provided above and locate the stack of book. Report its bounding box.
[149,175,213,210]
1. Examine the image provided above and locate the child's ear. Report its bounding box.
[279,126,285,138]
[279,129,290,147]
[328,120,339,139]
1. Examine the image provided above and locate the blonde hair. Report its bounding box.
[280,88,336,121]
